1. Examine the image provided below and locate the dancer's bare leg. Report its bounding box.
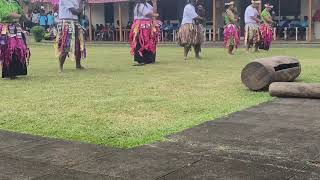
[194,44,201,59]
[184,46,191,61]
[59,52,68,73]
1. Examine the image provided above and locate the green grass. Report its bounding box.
[0,45,319,148]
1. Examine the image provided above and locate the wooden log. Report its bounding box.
[270,82,320,99]
[241,56,301,91]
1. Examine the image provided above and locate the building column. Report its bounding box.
[212,0,216,42]
[89,4,93,42]
[308,0,312,42]
[119,2,123,42]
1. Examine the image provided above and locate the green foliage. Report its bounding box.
[31,26,44,42]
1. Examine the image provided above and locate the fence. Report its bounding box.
[92,27,310,42]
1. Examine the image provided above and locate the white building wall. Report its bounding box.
[301,0,320,17]
[90,4,106,26]
[114,2,130,27]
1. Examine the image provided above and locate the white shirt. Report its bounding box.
[134,3,153,20]
[59,0,80,20]
[245,5,259,24]
[32,13,40,24]
[181,4,199,25]
[54,12,59,24]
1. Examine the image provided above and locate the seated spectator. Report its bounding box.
[126,21,132,29]
[299,16,309,40]
[43,27,56,41]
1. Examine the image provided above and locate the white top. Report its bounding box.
[134,3,153,20]
[244,5,259,24]
[181,4,199,25]
[59,0,80,20]
[32,13,40,24]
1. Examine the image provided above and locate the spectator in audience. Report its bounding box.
[126,21,132,29]
[278,17,290,39]
[47,11,54,28]
[39,10,47,29]
[299,16,308,40]
[53,11,59,26]
[31,10,40,26]
[116,20,120,29]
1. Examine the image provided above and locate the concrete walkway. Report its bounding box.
[0,98,319,180]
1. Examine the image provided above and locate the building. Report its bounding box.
[30,0,320,42]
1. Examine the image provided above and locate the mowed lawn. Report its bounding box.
[0,45,319,148]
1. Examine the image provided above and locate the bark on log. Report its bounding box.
[241,56,301,91]
[269,82,320,99]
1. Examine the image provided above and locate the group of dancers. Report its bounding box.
[0,0,275,79]
[130,0,275,65]
[222,0,274,55]
[0,0,85,79]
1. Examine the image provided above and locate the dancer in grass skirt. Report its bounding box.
[55,0,86,72]
[223,1,240,55]
[259,3,274,51]
[244,0,261,53]
[129,0,160,66]
[0,0,30,79]
[177,0,204,61]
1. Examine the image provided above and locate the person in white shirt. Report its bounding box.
[244,0,261,52]
[178,0,204,61]
[56,0,86,73]
[31,10,40,26]
[129,0,160,66]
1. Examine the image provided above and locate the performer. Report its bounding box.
[56,0,86,72]
[244,0,261,53]
[129,0,160,66]
[223,1,240,55]
[0,0,29,79]
[259,3,274,51]
[178,0,204,61]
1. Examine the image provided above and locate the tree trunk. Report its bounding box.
[269,82,320,99]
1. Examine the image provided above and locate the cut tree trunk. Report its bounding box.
[241,56,301,91]
[269,82,320,99]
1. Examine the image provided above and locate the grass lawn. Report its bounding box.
[0,45,319,148]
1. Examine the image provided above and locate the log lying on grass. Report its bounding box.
[241,56,301,91]
[270,82,320,99]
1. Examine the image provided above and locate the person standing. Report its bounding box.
[56,0,86,72]
[223,1,240,55]
[39,10,47,29]
[31,10,40,26]
[259,3,274,51]
[129,0,160,66]
[0,0,30,79]
[244,0,261,52]
[47,11,54,28]
[177,0,204,61]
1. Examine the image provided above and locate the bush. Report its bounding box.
[31,26,44,42]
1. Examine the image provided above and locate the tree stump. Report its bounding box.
[269,82,320,99]
[241,56,301,91]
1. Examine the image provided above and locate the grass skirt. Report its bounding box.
[178,24,204,47]
[259,24,273,50]
[0,23,29,78]
[244,23,260,48]
[224,24,240,48]
[129,19,160,62]
[55,20,86,61]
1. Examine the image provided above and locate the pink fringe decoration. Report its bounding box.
[129,19,161,56]
[51,0,59,5]
[259,24,273,49]
[223,24,240,48]
[0,24,28,71]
